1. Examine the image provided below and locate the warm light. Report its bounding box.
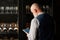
[26,5,30,10]
[3,27,7,30]
[5,7,10,10]
[43,5,45,8]
[0,6,4,10]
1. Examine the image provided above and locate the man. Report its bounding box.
[27,3,55,40]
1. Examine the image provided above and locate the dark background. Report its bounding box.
[0,0,19,23]
[0,0,56,40]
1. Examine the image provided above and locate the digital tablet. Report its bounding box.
[23,28,29,34]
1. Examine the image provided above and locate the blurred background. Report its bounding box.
[0,0,19,40]
[0,0,56,40]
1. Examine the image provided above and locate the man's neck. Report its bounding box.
[34,12,44,17]
[38,12,44,16]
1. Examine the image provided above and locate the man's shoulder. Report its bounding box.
[31,17,39,22]
[32,17,38,20]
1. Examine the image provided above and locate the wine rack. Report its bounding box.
[0,0,19,40]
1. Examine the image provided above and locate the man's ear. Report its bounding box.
[34,9,37,12]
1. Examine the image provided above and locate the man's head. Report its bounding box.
[30,3,42,17]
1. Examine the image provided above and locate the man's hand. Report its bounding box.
[26,33,29,37]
